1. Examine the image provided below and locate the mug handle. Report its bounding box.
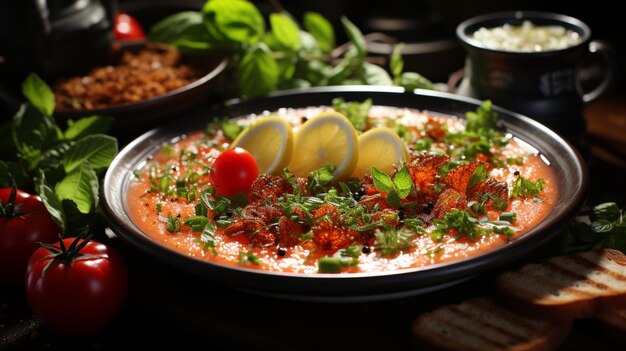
[582,40,616,104]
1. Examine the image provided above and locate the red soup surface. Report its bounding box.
[127,104,557,274]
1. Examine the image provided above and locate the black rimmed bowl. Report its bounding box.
[53,42,229,139]
[101,86,588,302]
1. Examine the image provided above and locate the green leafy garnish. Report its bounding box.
[317,243,362,273]
[184,215,210,232]
[166,213,182,233]
[220,120,244,141]
[434,209,487,241]
[374,227,417,257]
[238,250,261,265]
[371,166,413,208]
[467,164,487,191]
[511,176,545,198]
[465,100,498,132]
[331,98,372,131]
[307,165,336,193]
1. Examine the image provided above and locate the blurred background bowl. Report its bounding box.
[53,41,228,140]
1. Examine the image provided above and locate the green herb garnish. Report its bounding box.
[166,213,182,233]
[465,100,498,132]
[371,166,413,208]
[511,176,545,198]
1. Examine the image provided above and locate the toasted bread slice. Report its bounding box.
[412,297,572,351]
[496,249,626,319]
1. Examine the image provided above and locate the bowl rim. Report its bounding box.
[456,10,592,56]
[102,85,588,299]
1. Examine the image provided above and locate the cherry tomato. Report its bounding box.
[113,12,145,41]
[25,236,128,335]
[211,147,259,196]
[0,186,59,285]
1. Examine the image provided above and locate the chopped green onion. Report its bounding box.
[499,212,517,223]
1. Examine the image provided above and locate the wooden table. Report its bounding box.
[2,89,626,351]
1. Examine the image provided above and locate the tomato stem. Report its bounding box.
[0,182,34,217]
[37,226,98,276]
[0,183,18,216]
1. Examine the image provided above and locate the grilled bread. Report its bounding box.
[496,249,626,319]
[412,297,572,351]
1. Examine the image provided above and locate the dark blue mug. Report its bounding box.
[455,11,615,143]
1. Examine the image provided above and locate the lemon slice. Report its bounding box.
[288,111,358,180]
[350,127,410,179]
[230,115,294,175]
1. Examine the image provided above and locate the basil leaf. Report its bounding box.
[300,60,331,85]
[55,162,99,214]
[39,173,66,232]
[303,12,335,53]
[63,116,113,140]
[149,11,213,50]
[277,57,297,83]
[12,103,61,169]
[202,0,265,46]
[371,167,394,193]
[591,219,615,234]
[341,16,366,58]
[326,48,358,85]
[398,72,435,91]
[299,30,320,55]
[270,13,301,52]
[386,189,402,208]
[38,141,75,188]
[21,73,54,117]
[393,166,412,199]
[360,62,393,86]
[63,134,117,174]
[62,199,92,235]
[390,43,405,80]
[591,202,620,222]
[237,43,279,98]
[283,78,312,90]
[0,161,29,189]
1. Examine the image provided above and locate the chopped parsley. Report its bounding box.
[239,251,261,265]
[166,213,181,233]
[511,176,545,198]
[331,97,372,131]
[374,227,417,257]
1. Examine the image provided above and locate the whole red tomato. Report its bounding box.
[211,147,259,196]
[0,186,59,284]
[113,12,145,41]
[25,236,128,335]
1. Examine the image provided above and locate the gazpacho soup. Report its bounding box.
[127,99,556,274]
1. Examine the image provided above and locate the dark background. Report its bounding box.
[0,0,624,108]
